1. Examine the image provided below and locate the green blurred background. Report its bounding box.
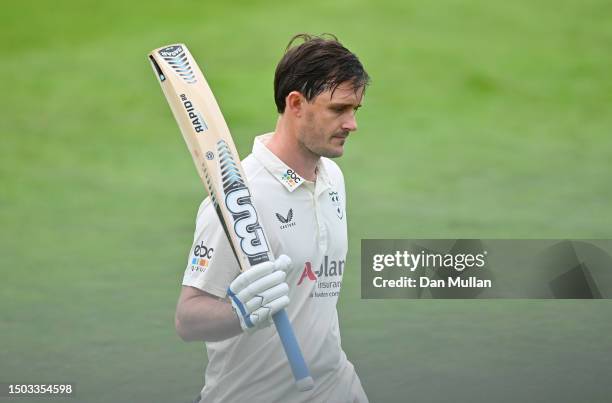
[1,0,611,402]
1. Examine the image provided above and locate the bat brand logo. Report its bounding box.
[217,139,270,265]
[226,187,270,261]
[180,94,208,133]
[159,45,197,83]
[276,209,296,230]
[159,45,183,58]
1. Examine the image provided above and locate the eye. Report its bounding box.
[330,104,361,114]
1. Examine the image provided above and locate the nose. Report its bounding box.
[342,113,358,132]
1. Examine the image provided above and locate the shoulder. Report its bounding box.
[242,153,267,181]
[194,197,215,229]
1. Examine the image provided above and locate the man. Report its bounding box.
[176,33,370,403]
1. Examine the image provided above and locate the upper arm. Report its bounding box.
[175,286,221,339]
[176,285,220,314]
[181,199,241,297]
[177,284,207,303]
[174,285,239,341]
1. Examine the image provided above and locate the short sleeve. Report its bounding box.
[182,198,241,298]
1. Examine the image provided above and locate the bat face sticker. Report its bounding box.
[225,186,270,263]
[218,139,270,265]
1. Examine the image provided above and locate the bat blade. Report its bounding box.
[148,43,313,391]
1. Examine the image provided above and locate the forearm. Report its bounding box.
[175,290,242,342]
[176,256,292,341]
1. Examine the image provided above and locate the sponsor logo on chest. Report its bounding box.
[297,256,345,299]
[275,208,296,230]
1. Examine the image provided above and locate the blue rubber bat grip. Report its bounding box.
[273,309,314,391]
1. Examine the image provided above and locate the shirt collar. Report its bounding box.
[252,133,333,193]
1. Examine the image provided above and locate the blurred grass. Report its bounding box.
[1,0,612,402]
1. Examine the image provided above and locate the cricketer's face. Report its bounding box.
[298,81,364,158]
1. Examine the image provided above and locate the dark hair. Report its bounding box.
[274,33,370,113]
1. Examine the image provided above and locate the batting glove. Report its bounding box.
[227,255,293,334]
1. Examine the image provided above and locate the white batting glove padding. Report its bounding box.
[228,255,293,333]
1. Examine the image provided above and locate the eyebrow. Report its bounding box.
[329,102,362,108]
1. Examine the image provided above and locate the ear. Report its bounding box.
[285,91,304,117]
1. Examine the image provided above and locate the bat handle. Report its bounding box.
[272,309,314,391]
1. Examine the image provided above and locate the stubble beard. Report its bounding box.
[299,114,345,159]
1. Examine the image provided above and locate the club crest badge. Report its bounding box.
[328,191,343,219]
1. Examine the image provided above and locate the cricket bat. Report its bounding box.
[148,44,314,391]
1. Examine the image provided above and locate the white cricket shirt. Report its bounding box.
[182,133,368,403]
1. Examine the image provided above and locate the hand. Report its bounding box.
[227,255,294,334]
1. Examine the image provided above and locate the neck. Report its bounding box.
[266,116,319,181]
